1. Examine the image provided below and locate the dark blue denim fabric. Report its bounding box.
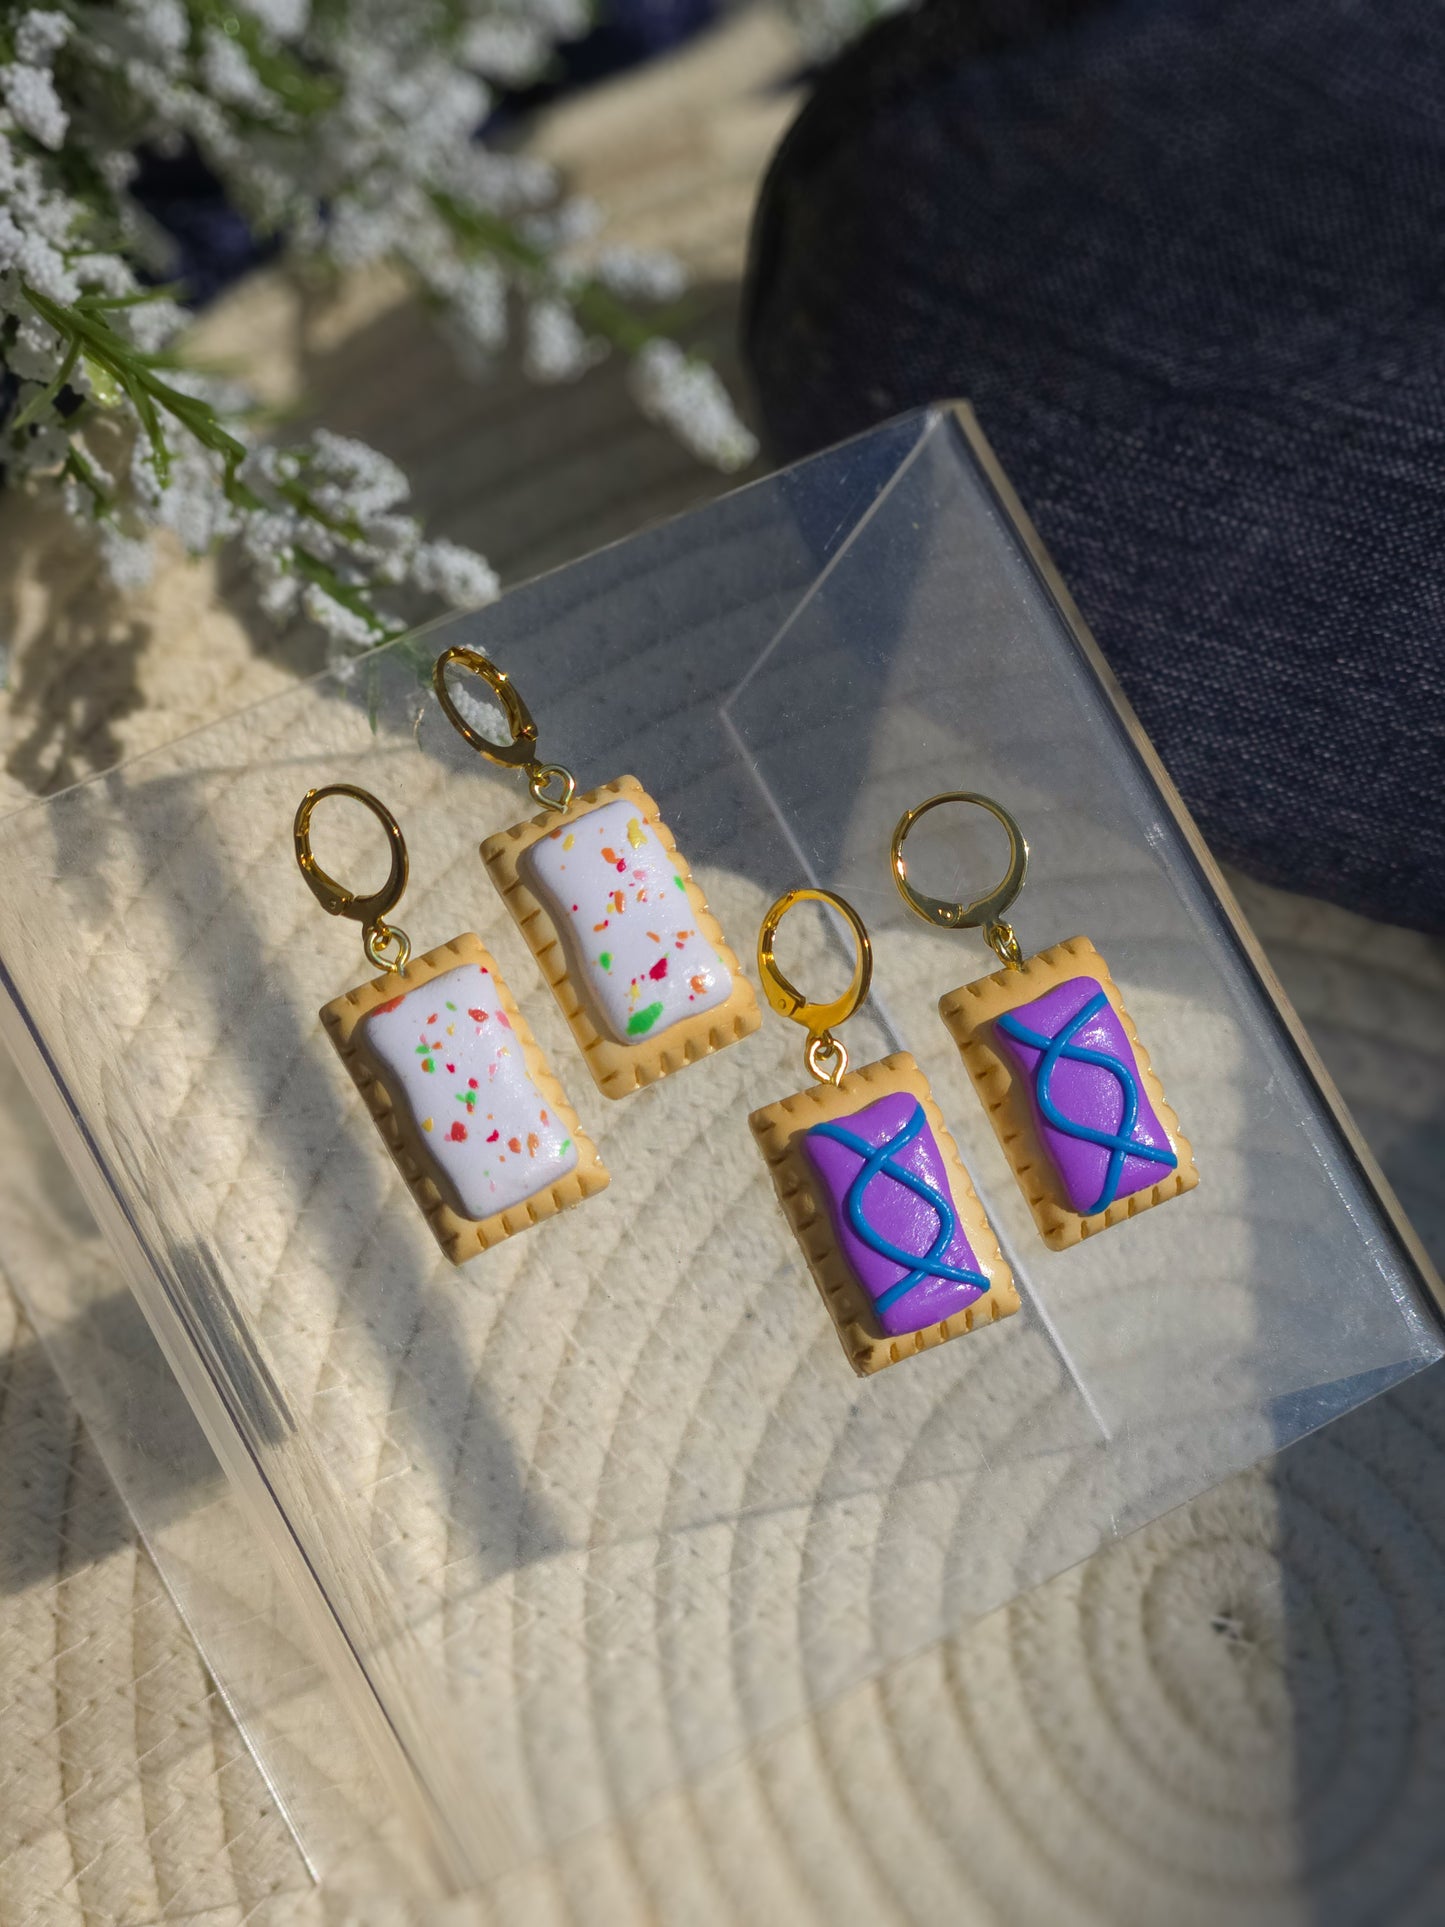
[742,0,1445,932]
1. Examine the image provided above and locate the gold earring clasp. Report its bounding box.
[294,783,412,974]
[757,887,873,1086]
[432,645,577,813]
[890,791,1029,970]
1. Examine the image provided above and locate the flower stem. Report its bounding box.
[22,282,250,485]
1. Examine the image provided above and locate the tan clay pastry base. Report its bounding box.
[320,932,609,1264]
[749,1052,1019,1377]
[938,935,1197,1250]
[481,774,760,1099]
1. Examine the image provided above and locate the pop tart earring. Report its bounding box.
[748,887,1017,1376]
[891,791,1197,1249]
[295,783,607,1263]
[433,647,761,1098]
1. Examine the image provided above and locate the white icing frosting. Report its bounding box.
[362,960,578,1219]
[523,796,734,1045]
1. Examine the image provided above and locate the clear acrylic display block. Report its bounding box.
[0,404,1438,1893]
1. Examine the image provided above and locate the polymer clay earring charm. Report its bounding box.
[748,887,1017,1375]
[295,783,607,1263]
[433,646,760,1098]
[891,792,1197,1250]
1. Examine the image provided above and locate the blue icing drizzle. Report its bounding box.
[808,1100,988,1314]
[996,989,1177,1215]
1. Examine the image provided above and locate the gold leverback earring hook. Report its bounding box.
[294,783,413,974]
[890,791,1029,969]
[432,645,577,813]
[757,887,873,1085]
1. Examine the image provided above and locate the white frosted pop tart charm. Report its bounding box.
[481,776,761,1099]
[296,783,608,1263]
[432,647,761,1100]
[321,933,609,1263]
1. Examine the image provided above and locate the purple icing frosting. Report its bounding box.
[803,1089,989,1338]
[992,975,1176,1216]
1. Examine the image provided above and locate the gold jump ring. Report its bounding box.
[890,791,1028,948]
[433,646,578,814]
[294,783,409,930]
[757,887,872,1083]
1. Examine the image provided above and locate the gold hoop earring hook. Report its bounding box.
[294,783,412,974]
[432,645,577,813]
[757,887,873,1086]
[890,791,1029,970]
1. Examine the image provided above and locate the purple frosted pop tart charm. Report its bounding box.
[750,1049,1019,1373]
[992,975,1177,1217]
[803,1089,990,1338]
[937,935,1197,1249]
[890,794,1196,1249]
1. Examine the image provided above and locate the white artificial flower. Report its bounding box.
[121,0,190,63]
[98,148,140,191]
[447,678,509,747]
[239,444,296,489]
[630,340,759,472]
[201,28,271,111]
[524,298,600,383]
[412,538,499,609]
[523,197,604,253]
[239,508,299,569]
[129,441,165,512]
[592,246,689,303]
[0,0,756,656]
[15,12,71,66]
[448,145,558,219]
[257,569,302,620]
[73,251,135,298]
[356,511,421,583]
[359,512,421,557]
[11,231,78,302]
[308,429,410,519]
[2,63,68,149]
[98,525,157,592]
[450,260,508,353]
[137,442,239,551]
[458,19,552,85]
[7,311,60,379]
[327,195,407,269]
[302,582,376,649]
[125,296,188,354]
[241,0,311,41]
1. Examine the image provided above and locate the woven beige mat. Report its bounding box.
[2,13,1443,1923]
